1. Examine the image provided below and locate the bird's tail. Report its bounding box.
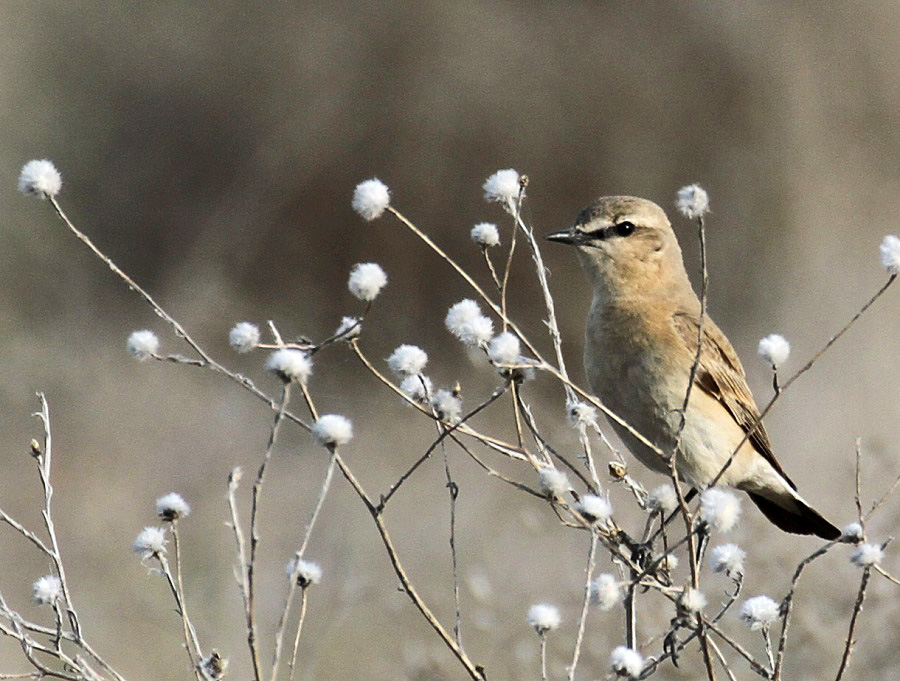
[747,491,841,540]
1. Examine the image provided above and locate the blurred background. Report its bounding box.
[1,2,899,679]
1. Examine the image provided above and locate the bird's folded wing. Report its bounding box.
[672,312,797,490]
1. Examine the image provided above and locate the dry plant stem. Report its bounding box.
[499,205,518,333]
[670,216,716,681]
[32,396,80,640]
[509,381,525,448]
[624,572,638,649]
[762,629,775,672]
[512,208,576,403]
[834,567,872,681]
[538,633,548,681]
[439,438,463,647]
[348,339,526,461]
[538,363,666,459]
[246,383,292,681]
[46,199,316,440]
[772,541,836,680]
[864,470,900,521]
[567,533,598,681]
[873,565,900,586]
[171,526,204,664]
[386,206,540,359]
[24,396,126,681]
[378,384,510,509]
[157,553,204,681]
[293,378,484,679]
[481,248,501,290]
[270,579,298,681]
[297,453,337,556]
[330,451,485,680]
[704,620,772,679]
[707,637,739,681]
[226,469,253,654]
[286,589,309,681]
[574,419,601,490]
[513,393,597,492]
[450,434,545,498]
[711,273,897,488]
[854,440,864,529]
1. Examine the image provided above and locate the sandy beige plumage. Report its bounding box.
[548,196,840,539]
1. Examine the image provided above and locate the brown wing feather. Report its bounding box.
[672,312,797,490]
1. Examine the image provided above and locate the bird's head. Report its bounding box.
[546,196,690,300]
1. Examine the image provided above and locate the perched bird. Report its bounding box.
[547,196,840,539]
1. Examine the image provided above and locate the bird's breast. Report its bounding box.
[584,298,690,448]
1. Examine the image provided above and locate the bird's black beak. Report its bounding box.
[545,228,581,245]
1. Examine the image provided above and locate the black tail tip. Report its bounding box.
[749,493,841,540]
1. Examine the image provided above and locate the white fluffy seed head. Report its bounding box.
[609,646,644,678]
[335,316,362,340]
[660,553,679,571]
[757,334,790,369]
[675,184,709,219]
[851,542,884,567]
[880,235,900,275]
[127,330,159,361]
[575,494,612,524]
[156,492,190,521]
[32,575,62,605]
[432,389,462,424]
[566,400,598,428]
[482,169,521,209]
[463,316,494,347]
[537,466,570,499]
[229,322,260,353]
[740,596,780,630]
[399,375,433,404]
[680,587,707,613]
[348,262,388,302]
[590,574,621,611]
[445,299,480,330]
[700,488,741,532]
[526,603,561,634]
[133,526,167,559]
[842,522,864,542]
[387,344,428,376]
[286,555,323,587]
[352,178,391,221]
[312,414,353,448]
[487,332,521,365]
[18,159,62,199]
[647,484,679,515]
[709,544,746,577]
[470,222,500,247]
[445,300,494,347]
[265,349,313,385]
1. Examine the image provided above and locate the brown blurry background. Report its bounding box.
[1,2,899,679]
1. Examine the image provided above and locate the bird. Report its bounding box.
[547,195,841,540]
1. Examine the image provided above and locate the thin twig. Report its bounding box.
[297,453,337,557]
[286,588,309,681]
[246,384,291,681]
[710,274,897,488]
[567,533,597,681]
[331,452,485,680]
[834,567,872,681]
[171,525,204,664]
[158,553,203,681]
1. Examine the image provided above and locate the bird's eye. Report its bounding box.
[614,221,636,237]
